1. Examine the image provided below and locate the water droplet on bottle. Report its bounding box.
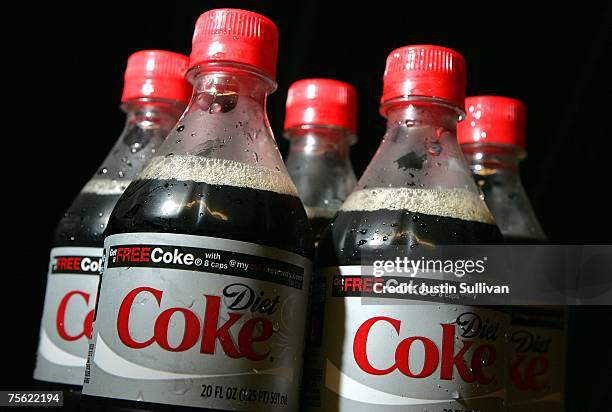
[435,127,449,137]
[426,140,443,156]
[177,125,185,132]
[130,142,142,153]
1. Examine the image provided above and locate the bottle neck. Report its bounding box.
[285,126,357,216]
[286,126,353,159]
[121,99,186,134]
[189,67,272,115]
[385,102,459,133]
[461,144,523,177]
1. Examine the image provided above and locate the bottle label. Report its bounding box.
[507,308,566,411]
[34,247,102,385]
[307,266,509,411]
[83,232,311,411]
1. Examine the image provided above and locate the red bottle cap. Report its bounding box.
[121,50,191,104]
[380,45,466,115]
[189,8,279,81]
[457,96,527,148]
[284,79,357,134]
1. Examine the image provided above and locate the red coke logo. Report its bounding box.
[56,290,95,341]
[509,330,551,390]
[353,312,499,384]
[116,284,279,361]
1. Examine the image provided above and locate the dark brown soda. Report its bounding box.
[309,215,334,247]
[318,208,503,267]
[503,236,547,245]
[104,178,312,257]
[53,191,124,247]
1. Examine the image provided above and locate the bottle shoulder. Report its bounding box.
[474,173,547,242]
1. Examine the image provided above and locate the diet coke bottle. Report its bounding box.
[458,96,547,244]
[310,45,508,411]
[81,9,313,411]
[284,78,358,244]
[458,96,566,411]
[33,50,190,407]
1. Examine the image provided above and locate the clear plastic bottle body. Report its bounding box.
[285,126,357,242]
[462,144,547,244]
[318,102,502,267]
[104,69,312,256]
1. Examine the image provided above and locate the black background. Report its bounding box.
[6,0,612,409]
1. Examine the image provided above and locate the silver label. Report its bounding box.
[34,247,102,385]
[307,266,510,411]
[83,232,311,411]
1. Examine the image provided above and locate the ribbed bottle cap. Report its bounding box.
[284,78,357,133]
[121,50,191,103]
[458,96,527,148]
[381,45,466,115]
[189,8,279,80]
